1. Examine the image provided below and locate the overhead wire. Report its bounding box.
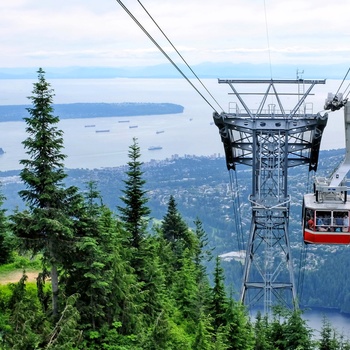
[297,243,308,304]
[263,0,273,79]
[228,169,245,276]
[136,0,224,112]
[343,81,350,99]
[115,0,221,113]
[335,67,350,97]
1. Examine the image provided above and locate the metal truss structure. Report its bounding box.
[213,79,328,314]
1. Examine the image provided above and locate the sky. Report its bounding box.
[2,0,350,73]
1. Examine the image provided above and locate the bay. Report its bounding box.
[0,77,345,170]
[303,309,350,339]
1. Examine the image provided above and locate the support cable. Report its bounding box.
[297,243,307,304]
[136,0,224,112]
[228,169,245,275]
[115,0,220,113]
[335,67,350,97]
[263,0,273,79]
[344,81,350,99]
[297,170,312,302]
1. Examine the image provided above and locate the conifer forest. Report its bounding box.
[1,69,350,349]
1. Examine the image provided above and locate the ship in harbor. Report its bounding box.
[95,129,110,133]
[156,130,165,134]
[129,125,138,129]
[148,146,162,151]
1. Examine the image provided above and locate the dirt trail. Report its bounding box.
[0,270,39,285]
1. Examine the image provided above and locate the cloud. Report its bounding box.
[2,0,350,68]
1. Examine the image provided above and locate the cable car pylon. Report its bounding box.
[213,78,327,315]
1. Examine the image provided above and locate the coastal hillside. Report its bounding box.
[0,102,184,122]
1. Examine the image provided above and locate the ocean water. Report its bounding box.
[0,77,345,170]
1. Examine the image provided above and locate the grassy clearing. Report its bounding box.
[0,254,41,284]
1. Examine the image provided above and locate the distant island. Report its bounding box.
[0,102,184,122]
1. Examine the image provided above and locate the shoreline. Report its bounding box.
[0,102,184,122]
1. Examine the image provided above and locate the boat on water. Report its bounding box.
[85,124,96,128]
[148,146,162,151]
[95,129,110,133]
[156,130,165,134]
[118,120,130,123]
[129,125,138,129]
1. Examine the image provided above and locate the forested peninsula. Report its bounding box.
[0,102,184,122]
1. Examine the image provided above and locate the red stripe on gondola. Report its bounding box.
[304,229,350,244]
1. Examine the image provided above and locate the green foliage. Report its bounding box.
[0,191,15,265]
[45,294,82,349]
[318,315,340,350]
[211,256,228,332]
[2,274,51,349]
[254,312,273,350]
[118,137,150,250]
[192,311,215,350]
[225,297,255,350]
[10,68,82,318]
[0,253,41,276]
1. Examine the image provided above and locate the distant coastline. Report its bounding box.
[0,102,184,122]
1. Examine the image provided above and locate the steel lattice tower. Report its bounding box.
[213,79,328,314]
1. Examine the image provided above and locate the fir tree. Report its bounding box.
[283,309,313,350]
[211,256,228,332]
[253,311,273,350]
[117,139,167,334]
[0,191,13,265]
[318,315,339,350]
[225,294,255,350]
[10,68,81,318]
[192,310,215,350]
[118,137,150,251]
[161,195,195,273]
[193,217,213,281]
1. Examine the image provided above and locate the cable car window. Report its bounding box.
[315,211,331,232]
[305,209,315,231]
[333,211,349,232]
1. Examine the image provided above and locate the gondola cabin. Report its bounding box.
[303,193,350,244]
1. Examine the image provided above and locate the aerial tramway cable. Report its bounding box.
[115,0,221,113]
[228,170,245,275]
[335,67,350,97]
[263,0,273,79]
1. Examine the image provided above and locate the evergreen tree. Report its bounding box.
[283,309,312,350]
[211,256,228,332]
[64,181,142,340]
[225,294,255,350]
[192,218,213,320]
[192,310,215,350]
[254,311,273,350]
[161,195,195,273]
[172,251,200,322]
[118,137,150,251]
[318,316,339,350]
[117,139,167,336]
[10,68,81,318]
[193,217,213,281]
[0,191,13,265]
